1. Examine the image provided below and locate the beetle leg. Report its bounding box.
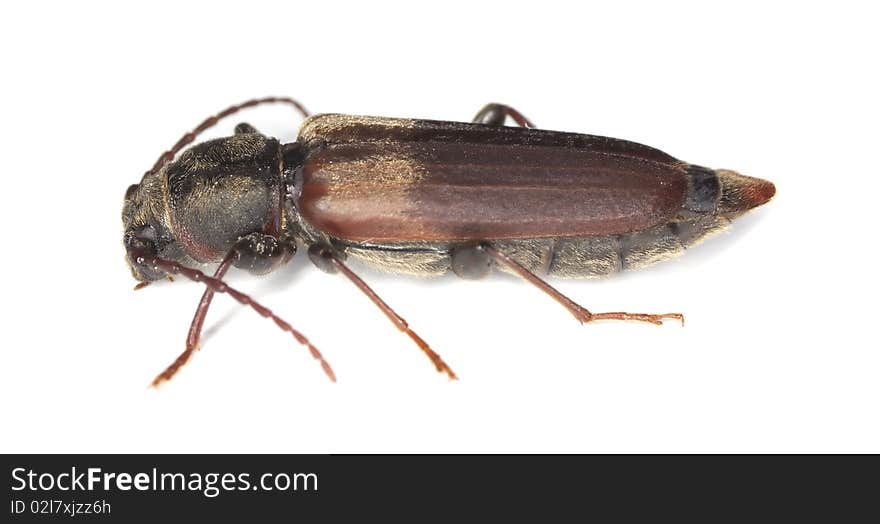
[151,233,297,387]
[472,103,535,128]
[308,244,458,380]
[451,243,493,280]
[479,243,684,327]
[231,233,296,275]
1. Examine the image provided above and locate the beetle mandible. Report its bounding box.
[122,97,775,385]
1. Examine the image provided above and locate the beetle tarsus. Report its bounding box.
[404,329,458,380]
[585,311,685,327]
[151,347,199,388]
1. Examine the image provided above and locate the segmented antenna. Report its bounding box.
[133,252,336,383]
[141,96,310,181]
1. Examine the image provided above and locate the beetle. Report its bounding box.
[123,97,775,385]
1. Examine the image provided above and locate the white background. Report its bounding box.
[2,1,877,453]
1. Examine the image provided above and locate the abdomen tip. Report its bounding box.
[716,169,775,213]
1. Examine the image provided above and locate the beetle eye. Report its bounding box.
[124,225,166,282]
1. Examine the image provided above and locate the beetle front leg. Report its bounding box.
[475,243,684,327]
[151,233,296,386]
[472,103,535,128]
[232,233,296,275]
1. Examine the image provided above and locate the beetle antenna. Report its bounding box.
[132,252,336,384]
[150,252,237,387]
[141,96,310,181]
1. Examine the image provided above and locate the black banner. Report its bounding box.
[2,455,876,521]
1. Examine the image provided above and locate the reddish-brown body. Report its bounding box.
[300,140,689,242]
[289,114,774,279]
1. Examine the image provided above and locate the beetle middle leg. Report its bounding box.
[151,233,298,386]
[476,243,685,326]
[308,244,458,380]
[472,103,535,128]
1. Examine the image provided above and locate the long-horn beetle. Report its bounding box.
[122,97,776,385]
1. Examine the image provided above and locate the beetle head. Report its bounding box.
[122,175,183,282]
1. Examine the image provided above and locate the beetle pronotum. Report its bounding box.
[122,97,775,385]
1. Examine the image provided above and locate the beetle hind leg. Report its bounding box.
[308,244,458,380]
[479,243,684,327]
[472,103,535,128]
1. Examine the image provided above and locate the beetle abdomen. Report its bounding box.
[715,169,776,215]
[680,164,775,218]
[340,213,732,278]
[483,214,730,278]
[496,166,773,277]
[489,167,772,277]
[682,165,721,215]
[339,165,772,278]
